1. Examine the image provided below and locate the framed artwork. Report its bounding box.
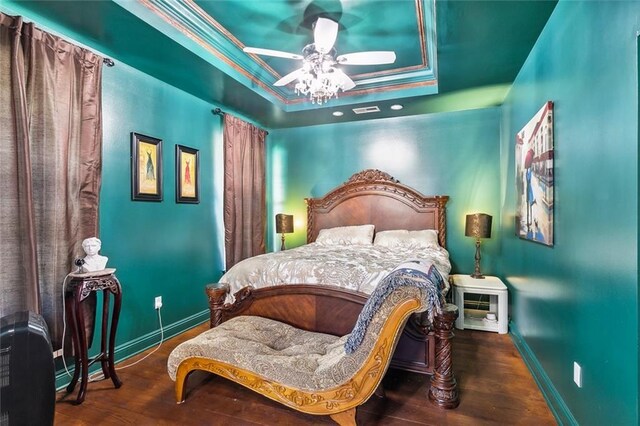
[515,101,554,246]
[175,144,199,204]
[131,132,163,201]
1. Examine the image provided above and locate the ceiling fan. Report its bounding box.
[243,17,396,104]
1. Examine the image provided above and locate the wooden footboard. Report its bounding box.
[206,283,437,375]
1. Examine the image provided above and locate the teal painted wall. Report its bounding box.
[100,62,224,346]
[499,1,638,424]
[0,2,225,376]
[267,108,501,275]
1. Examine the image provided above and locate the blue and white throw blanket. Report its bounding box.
[344,260,446,354]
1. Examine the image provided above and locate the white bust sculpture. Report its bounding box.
[81,237,108,272]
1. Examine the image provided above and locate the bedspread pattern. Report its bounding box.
[221,242,451,299]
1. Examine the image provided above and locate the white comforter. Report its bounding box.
[220,242,451,299]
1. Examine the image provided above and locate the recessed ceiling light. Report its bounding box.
[332,111,344,116]
[390,104,403,110]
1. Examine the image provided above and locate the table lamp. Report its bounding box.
[465,213,492,279]
[275,213,294,250]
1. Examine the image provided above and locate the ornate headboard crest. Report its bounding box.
[305,169,449,247]
[347,169,399,184]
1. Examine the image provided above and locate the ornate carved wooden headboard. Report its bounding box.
[305,169,449,248]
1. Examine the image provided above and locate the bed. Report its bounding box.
[207,169,452,376]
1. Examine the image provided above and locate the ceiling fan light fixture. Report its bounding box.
[244,17,394,105]
[294,52,345,104]
[390,104,404,110]
[332,111,344,116]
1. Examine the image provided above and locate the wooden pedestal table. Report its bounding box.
[64,268,122,404]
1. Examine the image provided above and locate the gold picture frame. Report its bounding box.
[131,132,163,201]
[175,144,199,204]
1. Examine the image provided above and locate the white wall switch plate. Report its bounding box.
[573,362,582,387]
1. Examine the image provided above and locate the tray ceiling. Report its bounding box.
[3,0,557,128]
[120,0,438,111]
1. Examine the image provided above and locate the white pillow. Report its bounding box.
[373,229,439,249]
[316,224,375,246]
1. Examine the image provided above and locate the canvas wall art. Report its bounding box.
[515,101,554,246]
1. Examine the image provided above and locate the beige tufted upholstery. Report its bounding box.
[168,286,426,391]
[168,316,347,390]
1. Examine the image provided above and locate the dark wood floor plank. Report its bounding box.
[55,323,555,425]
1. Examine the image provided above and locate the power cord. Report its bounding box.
[87,306,164,382]
[59,269,165,382]
[60,272,75,378]
[116,307,164,370]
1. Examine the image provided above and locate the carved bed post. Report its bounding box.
[428,303,460,408]
[205,283,230,328]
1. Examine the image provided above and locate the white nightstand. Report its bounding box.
[451,274,508,334]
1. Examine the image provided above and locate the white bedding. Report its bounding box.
[220,242,451,300]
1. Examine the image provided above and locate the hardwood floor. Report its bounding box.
[55,324,555,425]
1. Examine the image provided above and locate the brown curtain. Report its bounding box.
[0,13,103,349]
[223,114,267,270]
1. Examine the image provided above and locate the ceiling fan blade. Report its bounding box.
[243,47,303,60]
[274,69,303,86]
[333,69,356,91]
[313,17,339,53]
[337,51,397,65]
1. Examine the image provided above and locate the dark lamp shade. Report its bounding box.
[275,214,294,234]
[465,213,492,239]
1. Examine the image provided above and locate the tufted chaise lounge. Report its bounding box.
[167,262,453,425]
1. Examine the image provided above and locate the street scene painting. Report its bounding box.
[515,101,554,246]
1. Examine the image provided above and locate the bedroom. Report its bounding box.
[0,1,637,425]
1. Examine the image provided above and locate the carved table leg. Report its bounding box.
[429,303,460,409]
[205,283,230,328]
[100,289,111,380]
[65,290,80,394]
[74,286,89,404]
[108,278,123,388]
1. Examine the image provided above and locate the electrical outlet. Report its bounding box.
[573,362,582,388]
[52,349,63,359]
[154,296,163,310]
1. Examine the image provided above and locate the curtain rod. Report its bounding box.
[212,108,268,134]
[103,58,114,67]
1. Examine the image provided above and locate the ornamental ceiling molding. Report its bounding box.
[138,0,438,107]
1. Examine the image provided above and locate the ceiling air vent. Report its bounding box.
[352,106,380,114]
